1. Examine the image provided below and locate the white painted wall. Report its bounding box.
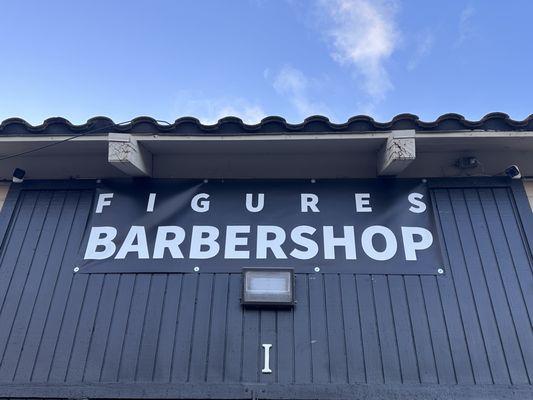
[0,183,10,211]
[524,180,533,210]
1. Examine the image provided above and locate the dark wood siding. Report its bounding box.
[0,181,531,398]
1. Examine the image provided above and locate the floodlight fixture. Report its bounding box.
[242,268,294,308]
[505,165,521,179]
[12,168,26,183]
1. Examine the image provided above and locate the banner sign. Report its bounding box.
[76,179,443,274]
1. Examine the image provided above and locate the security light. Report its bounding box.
[505,165,521,179]
[12,168,26,183]
[242,268,294,308]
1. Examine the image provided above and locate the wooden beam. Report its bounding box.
[377,130,416,176]
[108,133,152,177]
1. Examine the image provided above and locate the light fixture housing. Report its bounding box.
[505,164,521,179]
[242,268,295,308]
[12,168,26,183]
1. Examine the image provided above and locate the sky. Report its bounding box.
[1,0,532,125]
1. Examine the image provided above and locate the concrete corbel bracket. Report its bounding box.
[377,129,416,176]
[108,133,153,177]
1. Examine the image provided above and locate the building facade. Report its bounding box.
[0,114,531,399]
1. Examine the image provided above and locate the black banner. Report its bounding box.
[76,179,444,274]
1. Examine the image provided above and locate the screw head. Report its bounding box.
[437,268,444,274]
[422,178,427,183]
[203,179,208,184]
[314,267,320,272]
[311,179,316,183]
[73,267,80,273]
[193,266,200,272]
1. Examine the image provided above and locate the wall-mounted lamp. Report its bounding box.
[505,165,521,179]
[12,168,26,183]
[242,268,294,308]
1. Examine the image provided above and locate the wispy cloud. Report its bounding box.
[318,0,399,102]
[173,91,266,124]
[407,31,434,71]
[272,65,330,119]
[457,5,475,46]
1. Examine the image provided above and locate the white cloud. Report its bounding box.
[272,65,330,119]
[457,5,475,45]
[273,66,307,94]
[173,91,266,125]
[407,31,434,71]
[318,0,399,101]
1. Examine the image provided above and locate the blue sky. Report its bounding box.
[1,0,532,124]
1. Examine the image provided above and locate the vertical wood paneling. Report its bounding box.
[1,191,66,381]
[388,275,419,384]
[222,274,243,383]
[420,276,456,384]
[14,191,80,382]
[241,307,259,383]
[46,273,89,382]
[324,274,348,383]
[64,275,104,382]
[339,275,365,383]
[292,274,312,383]
[206,274,229,383]
[356,275,383,384]
[372,276,401,384]
[0,191,51,379]
[118,275,151,382]
[494,189,533,320]
[30,191,92,382]
[435,262,475,384]
[276,306,294,384]
[0,185,531,391]
[153,274,182,382]
[308,274,330,383]
[135,274,167,382]
[170,274,198,382]
[450,189,510,384]
[479,189,533,383]
[99,274,135,382]
[188,274,214,383]
[81,274,121,382]
[404,276,438,383]
[466,189,530,384]
[0,191,29,313]
[434,189,493,384]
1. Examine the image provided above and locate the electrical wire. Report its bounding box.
[0,119,172,162]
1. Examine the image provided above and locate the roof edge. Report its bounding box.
[1,113,533,136]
